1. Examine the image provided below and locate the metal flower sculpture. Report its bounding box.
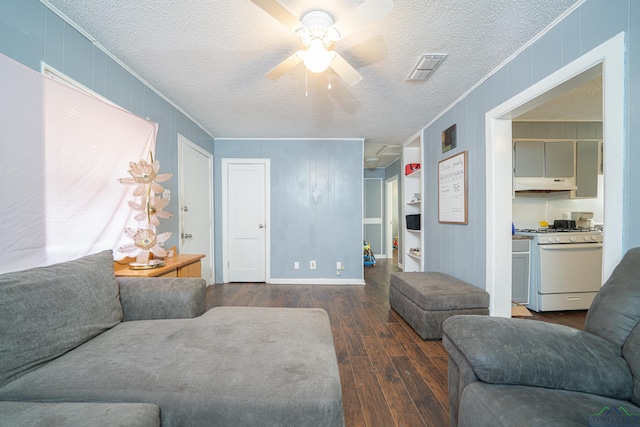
[117,153,173,265]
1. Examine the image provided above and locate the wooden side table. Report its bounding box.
[114,254,205,279]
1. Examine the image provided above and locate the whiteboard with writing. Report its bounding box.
[438,151,468,224]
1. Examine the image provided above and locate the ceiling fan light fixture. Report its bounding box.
[303,38,335,73]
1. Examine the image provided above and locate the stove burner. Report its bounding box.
[516,228,595,233]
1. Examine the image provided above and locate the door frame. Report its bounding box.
[363,177,384,257]
[221,158,271,283]
[385,176,399,260]
[178,134,215,284]
[485,33,625,317]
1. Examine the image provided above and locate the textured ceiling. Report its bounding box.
[517,76,602,122]
[44,0,580,167]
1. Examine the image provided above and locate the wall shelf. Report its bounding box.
[402,137,423,272]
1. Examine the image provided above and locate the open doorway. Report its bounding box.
[385,176,399,265]
[485,33,625,317]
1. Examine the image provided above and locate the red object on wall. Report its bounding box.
[405,163,421,175]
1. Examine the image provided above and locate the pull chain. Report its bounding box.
[305,67,308,97]
[328,68,332,90]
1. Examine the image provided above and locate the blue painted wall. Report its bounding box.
[420,0,639,289]
[214,139,363,283]
[0,0,214,250]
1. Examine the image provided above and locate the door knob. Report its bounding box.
[258,224,264,228]
[182,233,193,239]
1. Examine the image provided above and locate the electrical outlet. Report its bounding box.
[336,270,341,276]
[310,260,316,269]
[294,262,299,270]
[162,189,170,201]
[336,261,342,270]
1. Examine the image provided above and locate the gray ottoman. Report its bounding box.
[390,272,489,339]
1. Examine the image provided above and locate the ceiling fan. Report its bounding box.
[251,0,394,86]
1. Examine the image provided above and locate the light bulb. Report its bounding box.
[303,38,334,73]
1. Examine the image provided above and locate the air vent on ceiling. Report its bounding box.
[365,157,380,168]
[407,54,447,82]
[376,145,403,156]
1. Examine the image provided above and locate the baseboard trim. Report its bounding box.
[269,278,366,286]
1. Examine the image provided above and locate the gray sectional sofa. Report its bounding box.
[0,250,345,426]
[443,247,640,427]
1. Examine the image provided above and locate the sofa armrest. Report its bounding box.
[117,277,206,321]
[442,315,633,400]
[442,330,480,427]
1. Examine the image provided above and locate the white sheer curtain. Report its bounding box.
[0,53,157,273]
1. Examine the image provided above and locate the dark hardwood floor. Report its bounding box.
[206,259,587,427]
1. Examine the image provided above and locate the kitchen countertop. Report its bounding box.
[512,234,534,240]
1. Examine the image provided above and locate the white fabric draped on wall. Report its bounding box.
[0,53,157,274]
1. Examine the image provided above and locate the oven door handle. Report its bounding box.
[539,243,603,250]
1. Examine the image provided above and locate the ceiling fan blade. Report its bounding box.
[330,53,363,86]
[250,0,304,32]
[330,0,394,40]
[266,52,304,80]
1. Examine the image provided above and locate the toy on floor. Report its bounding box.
[363,241,376,267]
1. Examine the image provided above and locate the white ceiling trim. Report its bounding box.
[214,137,364,142]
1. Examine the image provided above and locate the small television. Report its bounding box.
[406,214,420,230]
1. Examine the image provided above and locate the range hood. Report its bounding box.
[514,176,577,192]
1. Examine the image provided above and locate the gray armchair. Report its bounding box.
[443,247,640,427]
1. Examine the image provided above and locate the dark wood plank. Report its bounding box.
[388,323,449,409]
[392,356,449,427]
[338,356,367,427]
[362,335,428,427]
[528,310,587,330]
[350,356,397,427]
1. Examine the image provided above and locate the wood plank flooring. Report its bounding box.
[206,259,586,427]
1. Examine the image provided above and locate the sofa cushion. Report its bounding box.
[0,401,159,427]
[624,323,640,406]
[0,307,344,427]
[458,382,640,427]
[585,247,640,349]
[0,250,122,387]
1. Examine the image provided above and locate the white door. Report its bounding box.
[223,160,269,283]
[178,135,214,284]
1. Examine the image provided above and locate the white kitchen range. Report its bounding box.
[516,218,603,312]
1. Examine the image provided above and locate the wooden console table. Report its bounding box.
[114,254,205,278]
